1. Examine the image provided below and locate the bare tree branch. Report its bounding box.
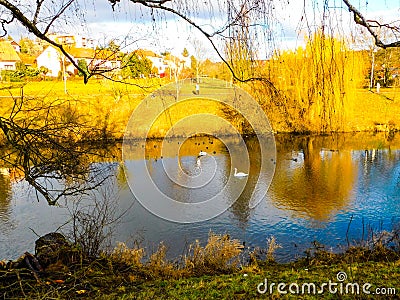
[128,0,277,89]
[0,94,114,205]
[33,0,44,25]
[342,0,400,48]
[43,0,74,35]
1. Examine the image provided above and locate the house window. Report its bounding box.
[4,65,13,70]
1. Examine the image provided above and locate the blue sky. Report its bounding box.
[6,0,400,58]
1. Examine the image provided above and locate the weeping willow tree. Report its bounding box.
[224,2,255,82]
[306,32,347,132]
[220,1,371,133]
[264,32,367,132]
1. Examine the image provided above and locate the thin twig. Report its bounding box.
[346,214,354,248]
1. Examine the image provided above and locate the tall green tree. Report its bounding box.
[77,59,89,77]
[122,52,152,78]
[190,55,197,76]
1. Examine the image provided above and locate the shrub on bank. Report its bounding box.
[1,227,399,299]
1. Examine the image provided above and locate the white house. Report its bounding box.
[164,55,185,76]
[146,55,168,77]
[36,46,62,76]
[0,41,21,71]
[140,50,184,78]
[36,45,121,77]
[69,48,120,72]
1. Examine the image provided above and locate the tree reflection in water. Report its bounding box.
[0,170,12,225]
[270,135,356,222]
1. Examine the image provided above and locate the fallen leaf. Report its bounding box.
[54,279,64,284]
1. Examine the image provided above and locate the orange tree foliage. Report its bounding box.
[260,32,368,133]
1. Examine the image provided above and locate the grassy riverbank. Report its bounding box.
[1,231,399,299]
[1,80,400,140]
[1,256,399,299]
[115,262,399,299]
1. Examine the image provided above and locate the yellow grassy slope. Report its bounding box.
[1,80,400,138]
[345,88,400,132]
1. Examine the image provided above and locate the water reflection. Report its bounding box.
[1,133,400,262]
[352,148,400,220]
[270,135,357,222]
[124,134,275,221]
[0,169,12,224]
[229,137,270,227]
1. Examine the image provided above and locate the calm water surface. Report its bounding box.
[1,132,399,262]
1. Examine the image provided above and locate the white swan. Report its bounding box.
[234,168,248,177]
[196,158,201,167]
[198,151,207,157]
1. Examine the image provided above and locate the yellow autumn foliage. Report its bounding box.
[263,32,368,132]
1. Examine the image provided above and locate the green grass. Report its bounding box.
[0,78,237,140]
[0,79,164,140]
[115,262,400,300]
[2,260,398,299]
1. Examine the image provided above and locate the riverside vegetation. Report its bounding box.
[1,228,399,299]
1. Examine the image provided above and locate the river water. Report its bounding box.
[1,132,399,262]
